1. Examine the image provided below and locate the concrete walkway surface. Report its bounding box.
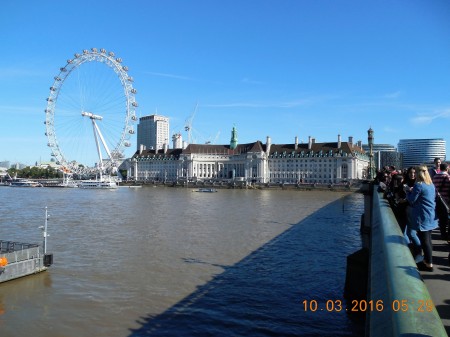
[422,229,450,336]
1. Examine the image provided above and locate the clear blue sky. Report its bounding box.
[1,0,450,166]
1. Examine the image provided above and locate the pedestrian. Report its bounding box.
[432,162,450,240]
[404,165,438,271]
[402,167,416,244]
[429,157,441,180]
[391,174,407,232]
[404,167,416,188]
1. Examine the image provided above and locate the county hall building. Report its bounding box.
[125,126,370,184]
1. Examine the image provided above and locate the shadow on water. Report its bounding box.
[128,194,365,337]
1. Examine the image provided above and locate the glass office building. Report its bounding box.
[397,138,446,168]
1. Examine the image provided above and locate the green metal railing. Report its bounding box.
[368,189,447,336]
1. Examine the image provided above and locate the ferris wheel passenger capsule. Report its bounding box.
[109,51,115,57]
[131,115,137,121]
[91,48,98,52]
[122,66,129,71]
[83,49,89,54]
[127,76,134,82]
[116,58,122,63]
[67,59,73,64]
[54,76,61,81]
[132,102,138,107]
[100,48,106,53]
[131,88,137,94]
[60,67,67,72]
[74,53,81,58]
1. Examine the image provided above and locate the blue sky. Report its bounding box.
[1,0,450,166]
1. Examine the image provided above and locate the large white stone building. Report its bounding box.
[126,129,370,184]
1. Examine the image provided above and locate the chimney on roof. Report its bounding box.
[294,136,298,150]
[357,140,362,148]
[337,134,341,149]
[266,136,272,154]
[308,136,312,150]
[348,136,353,145]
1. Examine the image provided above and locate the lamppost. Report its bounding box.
[367,127,374,179]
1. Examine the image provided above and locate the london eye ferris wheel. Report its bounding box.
[44,48,138,176]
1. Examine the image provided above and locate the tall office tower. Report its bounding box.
[137,115,170,151]
[398,138,446,168]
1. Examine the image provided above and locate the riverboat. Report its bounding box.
[56,176,79,188]
[56,180,79,188]
[51,173,79,188]
[0,208,53,283]
[10,179,43,187]
[194,188,218,193]
[78,177,118,189]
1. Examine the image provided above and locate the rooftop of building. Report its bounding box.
[132,137,366,159]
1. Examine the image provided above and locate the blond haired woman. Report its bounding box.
[404,165,438,271]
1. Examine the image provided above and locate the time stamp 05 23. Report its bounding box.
[302,299,434,313]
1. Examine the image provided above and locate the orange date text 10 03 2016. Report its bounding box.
[301,299,435,313]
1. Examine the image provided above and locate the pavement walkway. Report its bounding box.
[421,229,450,336]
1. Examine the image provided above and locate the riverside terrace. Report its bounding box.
[345,183,450,336]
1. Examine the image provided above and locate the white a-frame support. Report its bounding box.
[81,111,114,179]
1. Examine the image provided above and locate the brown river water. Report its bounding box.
[0,186,364,337]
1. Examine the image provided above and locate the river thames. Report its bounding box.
[0,186,364,336]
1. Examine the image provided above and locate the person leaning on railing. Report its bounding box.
[404,165,438,272]
[390,173,408,232]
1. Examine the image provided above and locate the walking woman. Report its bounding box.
[404,165,438,271]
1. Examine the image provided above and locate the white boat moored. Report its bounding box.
[78,177,118,189]
[10,179,43,187]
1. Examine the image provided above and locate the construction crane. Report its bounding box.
[205,131,221,145]
[184,102,198,145]
[212,131,220,144]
